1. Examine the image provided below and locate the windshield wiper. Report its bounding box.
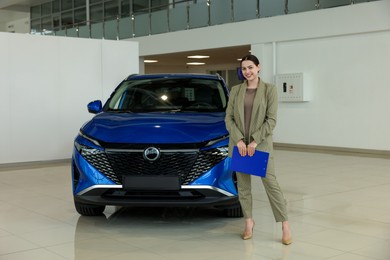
[107,109,133,113]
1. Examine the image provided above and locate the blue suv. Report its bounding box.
[72,73,242,217]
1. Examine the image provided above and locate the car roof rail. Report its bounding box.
[214,73,226,82]
[125,74,139,80]
[214,73,223,81]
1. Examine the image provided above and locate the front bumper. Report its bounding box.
[72,138,238,208]
[74,185,238,207]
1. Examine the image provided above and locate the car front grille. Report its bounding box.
[80,147,227,185]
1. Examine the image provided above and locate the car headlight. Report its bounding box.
[216,146,229,156]
[204,135,229,149]
[74,132,103,155]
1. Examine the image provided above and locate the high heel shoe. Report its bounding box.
[241,221,255,240]
[282,237,292,245]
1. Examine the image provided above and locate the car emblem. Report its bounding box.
[143,147,160,162]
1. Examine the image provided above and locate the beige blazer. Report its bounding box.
[225,78,278,157]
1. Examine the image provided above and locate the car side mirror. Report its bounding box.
[87,100,102,114]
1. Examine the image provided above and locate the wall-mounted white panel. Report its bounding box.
[275,73,308,102]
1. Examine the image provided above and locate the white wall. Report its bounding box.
[271,32,390,150]
[0,33,138,164]
[129,1,390,151]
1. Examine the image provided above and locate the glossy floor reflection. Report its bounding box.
[0,150,389,260]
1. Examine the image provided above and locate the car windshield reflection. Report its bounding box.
[105,78,227,113]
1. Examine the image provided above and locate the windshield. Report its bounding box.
[105,77,228,113]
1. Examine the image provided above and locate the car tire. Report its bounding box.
[74,201,105,216]
[224,203,243,218]
[224,172,244,218]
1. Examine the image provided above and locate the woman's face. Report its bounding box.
[241,60,260,81]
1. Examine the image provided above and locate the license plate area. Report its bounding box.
[122,175,181,191]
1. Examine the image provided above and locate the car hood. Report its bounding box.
[81,112,228,144]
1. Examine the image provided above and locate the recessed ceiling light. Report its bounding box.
[187,55,210,59]
[186,62,205,65]
[144,59,158,63]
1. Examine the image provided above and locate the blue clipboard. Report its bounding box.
[231,146,269,177]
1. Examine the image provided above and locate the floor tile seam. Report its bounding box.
[44,242,82,260]
[125,236,229,258]
[0,234,43,255]
[0,229,29,239]
[3,222,84,247]
[108,233,188,251]
[7,228,81,250]
[278,236,348,256]
[341,244,386,260]
[294,228,382,254]
[109,240,181,258]
[96,248,171,260]
[287,214,354,232]
[301,218,389,242]
[44,236,142,257]
[18,225,90,247]
[313,208,388,224]
[287,243,348,260]
[330,221,390,240]
[91,236,159,255]
[285,182,390,202]
[40,196,74,204]
[288,216,390,239]
[323,251,377,260]
[31,247,69,260]
[0,212,65,232]
[314,197,390,213]
[201,246,273,260]
[0,248,65,259]
[7,204,77,228]
[11,192,73,205]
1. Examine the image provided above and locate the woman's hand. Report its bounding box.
[247,141,257,157]
[237,139,247,156]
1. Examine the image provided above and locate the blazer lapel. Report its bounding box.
[248,79,266,135]
[237,82,246,131]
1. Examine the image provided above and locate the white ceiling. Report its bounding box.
[144,45,251,69]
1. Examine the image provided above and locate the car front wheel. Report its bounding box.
[223,202,243,218]
[74,200,105,216]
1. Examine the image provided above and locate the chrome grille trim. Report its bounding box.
[77,185,122,195]
[181,185,235,196]
[77,184,234,197]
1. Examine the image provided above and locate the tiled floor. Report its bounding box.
[0,150,389,260]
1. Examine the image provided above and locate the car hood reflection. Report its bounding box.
[82,112,228,144]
